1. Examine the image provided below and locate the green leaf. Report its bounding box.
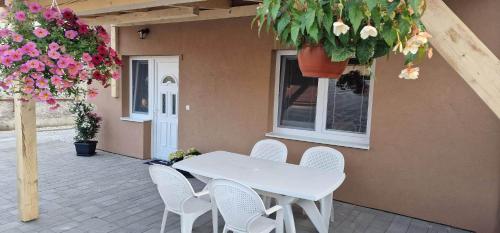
[366,0,378,11]
[339,33,350,45]
[404,52,417,65]
[398,16,411,36]
[408,0,422,15]
[387,0,400,14]
[382,23,397,46]
[374,40,390,58]
[308,24,319,43]
[270,1,281,20]
[323,12,333,34]
[291,22,300,44]
[330,47,355,62]
[348,2,364,32]
[304,8,316,32]
[371,7,382,28]
[280,26,291,43]
[276,14,291,35]
[356,40,376,64]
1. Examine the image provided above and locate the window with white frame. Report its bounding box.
[268,50,375,149]
[129,59,152,119]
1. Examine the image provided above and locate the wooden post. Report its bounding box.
[14,98,39,221]
[110,25,119,98]
[422,0,500,119]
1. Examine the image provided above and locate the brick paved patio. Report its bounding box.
[0,129,470,233]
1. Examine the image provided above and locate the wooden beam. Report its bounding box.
[110,26,119,98]
[178,0,231,10]
[14,98,39,222]
[33,0,203,16]
[116,4,256,26]
[422,0,500,119]
[84,7,199,25]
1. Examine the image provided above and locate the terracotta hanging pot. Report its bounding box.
[298,45,349,79]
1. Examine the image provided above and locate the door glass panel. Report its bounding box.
[162,94,166,114]
[131,60,149,114]
[171,94,177,115]
[278,55,318,130]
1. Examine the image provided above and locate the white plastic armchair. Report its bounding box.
[299,146,345,223]
[209,179,284,233]
[250,139,288,163]
[149,165,212,233]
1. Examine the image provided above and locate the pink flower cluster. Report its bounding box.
[0,2,122,109]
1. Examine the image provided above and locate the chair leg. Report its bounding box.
[222,225,229,233]
[275,209,284,233]
[330,204,334,223]
[263,196,272,209]
[160,208,168,233]
[181,215,195,233]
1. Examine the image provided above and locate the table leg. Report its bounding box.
[296,199,328,233]
[320,193,333,231]
[276,196,297,233]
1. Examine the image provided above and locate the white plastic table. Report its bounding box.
[173,151,346,233]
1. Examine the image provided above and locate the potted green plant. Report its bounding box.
[167,148,201,178]
[168,148,201,162]
[255,0,432,79]
[70,101,102,156]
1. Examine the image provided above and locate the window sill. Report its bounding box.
[265,132,369,150]
[120,117,152,123]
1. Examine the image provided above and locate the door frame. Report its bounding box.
[144,55,181,159]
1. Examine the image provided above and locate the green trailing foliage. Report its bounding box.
[254,0,432,74]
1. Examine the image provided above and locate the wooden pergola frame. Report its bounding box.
[3,0,499,222]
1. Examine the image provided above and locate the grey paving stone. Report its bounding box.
[0,129,471,233]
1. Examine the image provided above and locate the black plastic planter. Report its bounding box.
[74,141,97,156]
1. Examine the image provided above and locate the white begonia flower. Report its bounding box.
[333,21,350,36]
[360,25,378,39]
[398,67,420,80]
[403,44,419,55]
[402,31,432,55]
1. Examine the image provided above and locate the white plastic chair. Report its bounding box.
[250,139,288,163]
[299,146,345,222]
[209,179,284,233]
[149,165,212,233]
[250,139,288,208]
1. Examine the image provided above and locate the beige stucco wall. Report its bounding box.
[94,0,500,232]
[92,56,151,159]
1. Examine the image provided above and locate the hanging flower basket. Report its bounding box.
[0,1,121,108]
[298,45,349,78]
[254,0,432,79]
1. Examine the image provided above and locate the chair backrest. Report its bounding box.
[149,165,195,213]
[250,139,288,163]
[209,179,266,232]
[300,146,345,173]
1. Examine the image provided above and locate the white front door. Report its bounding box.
[153,57,179,160]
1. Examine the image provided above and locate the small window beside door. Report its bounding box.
[130,60,150,119]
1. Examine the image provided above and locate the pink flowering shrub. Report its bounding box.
[0,2,122,109]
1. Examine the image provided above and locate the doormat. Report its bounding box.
[144,159,173,166]
[144,159,194,178]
